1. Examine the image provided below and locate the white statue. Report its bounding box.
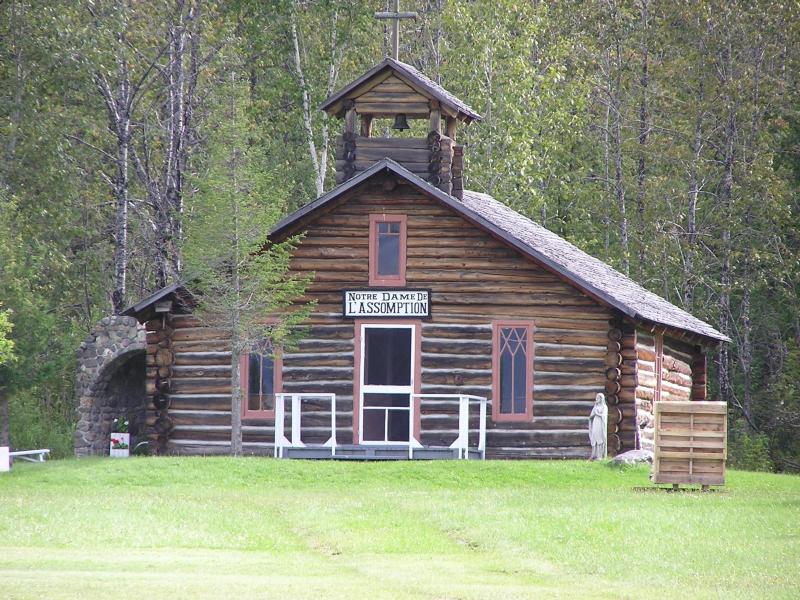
[588,392,608,460]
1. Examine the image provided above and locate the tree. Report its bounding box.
[183,67,312,455]
[0,306,16,447]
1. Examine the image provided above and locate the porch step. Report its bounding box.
[282,444,479,461]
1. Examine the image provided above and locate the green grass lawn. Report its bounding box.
[0,458,798,599]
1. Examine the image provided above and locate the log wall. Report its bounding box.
[146,174,653,458]
[634,329,706,452]
[283,174,616,459]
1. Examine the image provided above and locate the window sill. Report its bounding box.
[242,412,275,421]
[492,412,533,423]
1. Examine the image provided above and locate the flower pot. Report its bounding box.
[110,432,130,458]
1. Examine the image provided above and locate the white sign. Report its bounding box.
[343,289,431,318]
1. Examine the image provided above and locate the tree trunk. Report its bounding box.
[291,8,324,197]
[611,40,629,276]
[718,106,736,405]
[684,31,706,312]
[635,0,650,279]
[111,100,130,314]
[230,327,243,456]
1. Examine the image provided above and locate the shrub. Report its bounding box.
[727,422,774,472]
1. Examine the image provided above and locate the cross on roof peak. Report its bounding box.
[374,0,418,61]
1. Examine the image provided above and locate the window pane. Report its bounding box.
[247,393,261,412]
[363,409,385,441]
[499,350,513,414]
[248,353,261,399]
[387,410,410,441]
[364,328,412,386]
[498,327,529,416]
[363,393,410,408]
[513,349,527,414]
[389,222,400,234]
[378,222,390,234]
[377,231,400,275]
[261,355,274,395]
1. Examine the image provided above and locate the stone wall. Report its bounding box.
[75,315,147,456]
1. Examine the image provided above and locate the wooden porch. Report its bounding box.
[273,393,490,460]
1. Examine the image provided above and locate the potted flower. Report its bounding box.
[110,417,130,458]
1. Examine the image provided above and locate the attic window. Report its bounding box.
[369,214,407,286]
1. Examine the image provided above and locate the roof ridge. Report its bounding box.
[273,171,727,342]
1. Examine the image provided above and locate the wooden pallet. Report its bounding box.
[653,401,727,487]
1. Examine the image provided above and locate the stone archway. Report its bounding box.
[75,316,147,456]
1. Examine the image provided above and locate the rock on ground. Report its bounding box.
[609,449,654,466]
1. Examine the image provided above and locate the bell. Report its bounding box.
[392,113,410,130]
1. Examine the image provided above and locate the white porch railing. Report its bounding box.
[274,393,337,458]
[273,392,489,460]
[411,394,490,459]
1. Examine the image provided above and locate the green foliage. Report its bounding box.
[0,307,15,367]
[0,1,799,467]
[728,421,774,472]
[183,66,314,351]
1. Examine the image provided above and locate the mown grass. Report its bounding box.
[1,458,798,599]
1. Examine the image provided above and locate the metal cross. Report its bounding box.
[374,0,418,61]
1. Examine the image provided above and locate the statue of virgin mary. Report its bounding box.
[588,392,608,460]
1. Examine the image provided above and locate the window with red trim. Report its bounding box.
[369,214,407,286]
[241,340,281,419]
[492,321,534,422]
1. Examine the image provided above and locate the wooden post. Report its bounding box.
[446,117,457,140]
[429,101,441,134]
[342,101,357,182]
[344,107,357,136]
[360,115,373,137]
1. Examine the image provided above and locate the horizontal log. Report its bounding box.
[283,355,353,368]
[421,339,490,355]
[164,394,229,411]
[170,379,231,394]
[422,355,492,370]
[636,346,656,362]
[174,351,231,366]
[352,145,430,163]
[536,344,606,359]
[171,327,230,342]
[172,339,229,352]
[172,365,230,378]
[535,357,605,372]
[355,135,429,149]
[354,101,431,115]
[485,429,589,448]
[356,91,429,104]
[421,324,492,339]
[485,447,592,459]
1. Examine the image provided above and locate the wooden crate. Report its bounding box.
[653,401,727,486]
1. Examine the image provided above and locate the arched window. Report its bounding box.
[492,321,534,422]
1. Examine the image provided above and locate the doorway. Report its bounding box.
[357,323,418,444]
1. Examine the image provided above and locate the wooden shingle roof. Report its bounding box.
[459,191,729,342]
[272,159,728,343]
[320,58,481,122]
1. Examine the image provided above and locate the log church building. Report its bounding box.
[75,31,728,460]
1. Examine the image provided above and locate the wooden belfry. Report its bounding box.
[322,5,481,198]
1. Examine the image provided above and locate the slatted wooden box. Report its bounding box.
[653,401,727,486]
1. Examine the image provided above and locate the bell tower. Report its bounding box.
[320,13,480,198]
